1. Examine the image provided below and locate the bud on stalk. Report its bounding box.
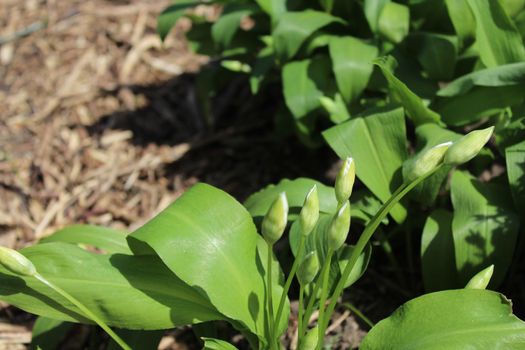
[262,192,289,244]
[0,247,36,277]
[297,251,320,286]
[299,185,320,236]
[405,142,452,182]
[335,158,355,203]
[444,126,494,165]
[465,265,494,290]
[327,201,351,251]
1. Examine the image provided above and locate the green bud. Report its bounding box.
[465,265,494,290]
[299,326,319,350]
[327,201,351,251]
[0,246,37,277]
[444,126,494,165]
[335,158,356,203]
[297,251,319,286]
[405,142,452,182]
[299,185,319,236]
[262,192,288,244]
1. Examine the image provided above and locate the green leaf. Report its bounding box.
[506,139,525,209]
[39,225,131,254]
[421,210,458,292]
[374,57,442,125]
[250,46,274,94]
[467,0,525,67]
[329,36,378,104]
[128,183,288,344]
[451,171,520,287]
[323,106,408,223]
[211,5,255,49]
[202,337,238,349]
[272,10,344,62]
[282,57,332,119]
[377,2,409,43]
[31,317,74,350]
[433,84,525,126]
[361,289,525,349]
[408,33,458,81]
[0,243,223,329]
[363,0,391,33]
[437,62,525,97]
[403,124,460,205]
[158,2,200,41]
[445,0,476,45]
[244,178,338,219]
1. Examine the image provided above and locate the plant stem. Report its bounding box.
[316,249,333,350]
[266,241,276,350]
[342,302,374,329]
[34,273,131,350]
[320,166,442,336]
[274,235,305,341]
[300,254,330,338]
[297,284,305,349]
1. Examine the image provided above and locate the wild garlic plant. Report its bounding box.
[0,126,524,350]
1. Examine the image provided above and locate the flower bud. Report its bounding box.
[0,247,37,277]
[327,201,351,251]
[444,126,494,165]
[299,185,319,236]
[405,142,452,182]
[299,326,319,350]
[297,251,319,286]
[335,158,356,203]
[262,192,288,244]
[465,265,494,290]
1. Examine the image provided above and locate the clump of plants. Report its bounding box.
[0,127,524,349]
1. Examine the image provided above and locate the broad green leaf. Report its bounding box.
[377,2,409,43]
[0,243,223,329]
[31,317,74,350]
[433,84,525,126]
[211,5,255,49]
[501,0,525,17]
[157,2,200,41]
[108,330,164,350]
[203,337,238,349]
[39,225,131,254]
[364,0,391,33]
[361,289,525,349]
[128,183,288,344]
[255,0,286,22]
[282,57,332,119]
[272,10,344,62]
[451,171,520,287]
[421,210,458,292]
[250,46,274,94]
[374,57,441,125]
[329,37,378,104]
[437,62,525,97]
[467,0,525,67]
[244,178,338,219]
[496,115,525,152]
[350,189,387,224]
[323,106,408,223]
[506,139,525,209]
[445,0,476,45]
[403,124,460,205]
[408,33,458,81]
[320,93,351,124]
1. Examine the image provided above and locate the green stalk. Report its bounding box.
[342,302,374,329]
[266,241,276,350]
[297,284,305,349]
[320,166,442,334]
[273,235,305,340]
[34,273,131,350]
[300,257,330,338]
[315,250,333,350]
